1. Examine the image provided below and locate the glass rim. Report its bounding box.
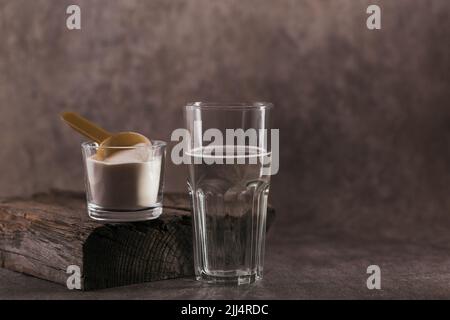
[186,102,273,110]
[81,140,166,150]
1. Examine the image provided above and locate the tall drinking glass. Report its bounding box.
[185,102,273,285]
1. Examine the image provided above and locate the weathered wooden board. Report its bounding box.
[0,191,275,290]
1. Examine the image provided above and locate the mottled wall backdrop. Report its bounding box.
[0,0,449,234]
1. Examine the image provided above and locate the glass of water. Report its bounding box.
[185,102,273,285]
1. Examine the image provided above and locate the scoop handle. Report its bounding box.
[61,112,111,143]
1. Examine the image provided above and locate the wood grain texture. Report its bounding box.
[0,190,275,290]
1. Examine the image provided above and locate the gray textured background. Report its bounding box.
[1,0,450,299]
[1,0,450,236]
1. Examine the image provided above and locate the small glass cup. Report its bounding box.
[81,141,166,222]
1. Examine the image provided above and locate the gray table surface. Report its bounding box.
[2,217,450,300]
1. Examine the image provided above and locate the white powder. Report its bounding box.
[86,144,162,210]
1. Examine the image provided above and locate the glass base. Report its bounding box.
[195,271,262,285]
[87,203,162,222]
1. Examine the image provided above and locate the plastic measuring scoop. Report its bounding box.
[61,112,151,159]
